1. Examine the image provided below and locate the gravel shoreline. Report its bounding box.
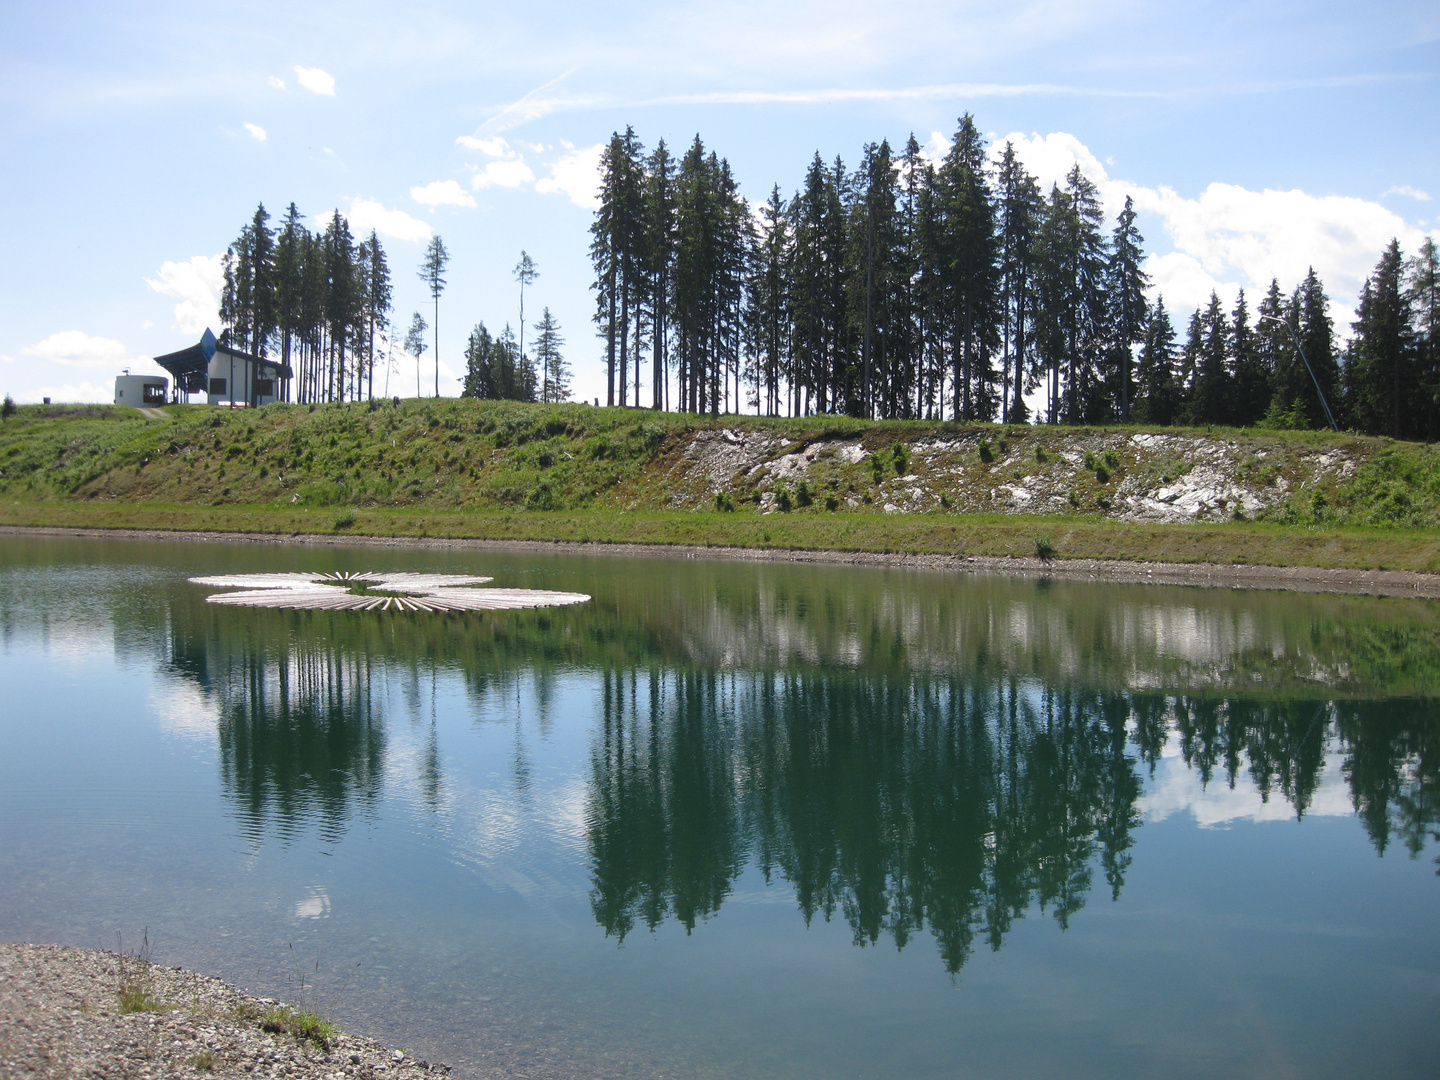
[4,524,1440,598]
[0,944,448,1080]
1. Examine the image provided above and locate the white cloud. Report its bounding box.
[455,135,516,158]
[293,65,335,96]
[998,130,1427,316]
[920,130,951,166]
[1383,184,1431,202]
[150,680,218,744]
[1,353,16,364]
[1136,182,1423,313]
[472,159,536,190]
[268,75,286,90]
[994,131,1097,194]
[1145,252,1241,313]
[411,180,476,208]
[535,144,603,209]
[21,380,113,405]
[1140,740,1354,828]
[23,331,143,369]
[341,198,432,243]
[144,255,223,335]
[243,122,267,142]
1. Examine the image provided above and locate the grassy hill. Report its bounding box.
[3,398,1439,570]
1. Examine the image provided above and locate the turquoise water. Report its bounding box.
[1,535,1437,1078]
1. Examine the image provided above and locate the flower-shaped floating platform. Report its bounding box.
[188,571,590,612]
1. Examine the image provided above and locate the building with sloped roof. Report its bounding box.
[153,328,293,407]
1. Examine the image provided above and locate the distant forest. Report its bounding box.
[590,115,1440,440]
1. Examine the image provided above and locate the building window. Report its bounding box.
[143,384,166,404]
[255,379,275,396]
[209,378,227,395]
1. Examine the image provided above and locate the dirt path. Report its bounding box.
[5,523,1440,599]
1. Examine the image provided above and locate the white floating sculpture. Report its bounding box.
[188,571,590,612]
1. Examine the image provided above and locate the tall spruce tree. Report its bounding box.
[1408,237,1440,439]
[272,204,306,401]
[935,115,1000,421]
[1255,280,1291,425]
[847,140,902,418]
[1346,240,1414,438]
[322,211,358,402]
[1106,195,1148,421]
[1181,292,1231,425]
[746,185,791,416]
[418,235,450,397]
[514,251,538,368]
[533,308,569,403]
[789,152,844,415]
[361,230,391,401]
[462,324,535,401]
[995,142,1042,424]
[404,312,427,399]
[1291,268,1341,430]
[219,203,277,360]
[1134,297,1179,424]
[461,323,495,399]
[1229,290,1270,426]
[591,128,646,407]
[643,140,677,410]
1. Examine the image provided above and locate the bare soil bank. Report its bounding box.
[0,943,447,1080]
[6,524,1440,599]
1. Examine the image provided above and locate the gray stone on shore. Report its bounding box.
[0,943,449,1080]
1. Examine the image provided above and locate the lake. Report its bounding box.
[1,534,1437,1079]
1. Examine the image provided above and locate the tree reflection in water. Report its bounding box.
[588,670,1144,973]
[144,579,1440,973]
[588,670,1440,974]
[215,639,386,845]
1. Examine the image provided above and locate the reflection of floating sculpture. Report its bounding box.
[189,571,590,612]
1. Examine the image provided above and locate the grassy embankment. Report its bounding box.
[2,399,1440,571]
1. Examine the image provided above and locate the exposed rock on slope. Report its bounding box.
[654,425,1368,524]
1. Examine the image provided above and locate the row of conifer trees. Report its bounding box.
[220,203,394,404]
[221,205,575,407]
[590,116,1440,440]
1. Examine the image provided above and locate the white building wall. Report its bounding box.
[114,375,168,406]
[206,349,280,406]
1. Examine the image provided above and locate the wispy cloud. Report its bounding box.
[644,81,1159,108]
[243,122,267,142]
[467,70,602,137]
[293,65,336,96]
[1383,184,1431,202]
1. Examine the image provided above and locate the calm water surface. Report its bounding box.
[1,535,1438,1079]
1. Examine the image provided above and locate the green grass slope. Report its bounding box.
[2,399,1439,570]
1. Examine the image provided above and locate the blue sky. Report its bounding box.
[1,0,1436,405]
